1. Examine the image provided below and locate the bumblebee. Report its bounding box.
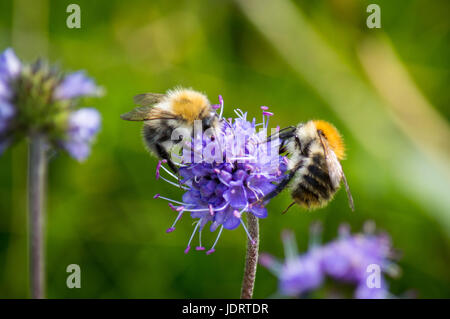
[120,87,219,173]
[258,120,354,213]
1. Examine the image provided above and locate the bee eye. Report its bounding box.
[202,117,212,131]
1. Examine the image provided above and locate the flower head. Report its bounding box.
[0,48,102,160]
[54,71,101,100]
[0,48,21,80]
[62,108,101,161]
[261,222,398,299]
[0,101,15,134]
[320,224,393,284]
[155,98,287,254]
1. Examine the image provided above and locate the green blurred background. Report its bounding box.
[0,0,449,298]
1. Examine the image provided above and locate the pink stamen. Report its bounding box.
[263,111,274,117]
[153,193,160,199]
[233,210,241,218]
[260,106,269,111]
[156,160,163,179]
[166,227,175,233]
[206,225,224,255]
[196,246,206,251]
[184,245,191,254]
[209,204,214,216]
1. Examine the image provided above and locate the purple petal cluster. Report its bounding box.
[0,48,21,153]
[260,223,397,299]
[0,47,101,161]
[53,71,101,100]
[155,97,287,254]
[63,108,101,161]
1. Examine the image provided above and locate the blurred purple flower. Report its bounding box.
[0,48,102,159]
[0,100,15,134]
[0,78,12,100]
[320,225,393,284]
[0,48,20,153]
[355,278,389,299]
[261,222,398,299]
[155,98,287,254]
[0,48,21,80]
[54,71,101,100]
[63,108,101,161]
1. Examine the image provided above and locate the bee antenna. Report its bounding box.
[281,202,296,214]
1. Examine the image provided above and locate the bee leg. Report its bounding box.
[281,202,296,215]
[155,143,179,174]
[253,170,296,206]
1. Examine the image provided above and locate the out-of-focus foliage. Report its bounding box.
[0,0,449,298]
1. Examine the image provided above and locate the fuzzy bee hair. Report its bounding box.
[120,87,219,173]
[257,120,354,213]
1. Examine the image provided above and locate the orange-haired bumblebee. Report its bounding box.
[120,87,220,173]
[258,120,354,212]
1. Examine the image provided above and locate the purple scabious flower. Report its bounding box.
[53,71,101,100]
[0,48,21,80]
[260,230,324,296]
[0,48,21,153]
[0,100,15,134]
[62,108,101,161]
[261,222,398,299]
[320,224,393,285]
[154,97,287,254]
[0,47,102,160]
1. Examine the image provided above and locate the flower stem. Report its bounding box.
[28,134,47,299]
[240,213,259,299]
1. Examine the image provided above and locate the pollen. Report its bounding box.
[313,120,345,160]
[170,89,209,123]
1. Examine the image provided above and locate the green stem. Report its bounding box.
[240,213,259,299]
[28,134,47,299]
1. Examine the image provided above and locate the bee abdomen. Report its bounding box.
[303,174,331,199]
[291,164,335,209]
[292,184,320,208]
[307,164,331,185]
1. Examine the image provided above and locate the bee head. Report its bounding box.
[312,120,345,160]
[168,88,211,124]
[201,112,218,131]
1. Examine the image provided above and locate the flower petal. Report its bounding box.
[0,48,21,79]
[223,185,248,209]
[54,71,101,100]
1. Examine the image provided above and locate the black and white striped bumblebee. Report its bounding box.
[120,87,220,173]
[257,120,354,213]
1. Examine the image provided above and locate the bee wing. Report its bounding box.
[120,106,178,121]
[133,93,165,107]
[319,134,355,211]
[120,106,154,121]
